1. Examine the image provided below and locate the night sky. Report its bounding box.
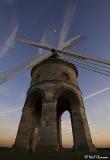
[0,0,110,148]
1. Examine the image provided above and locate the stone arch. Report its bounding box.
[56,88,81,151]
[53,86,81,107]
[25,88,45,107]
[61,111,73,149]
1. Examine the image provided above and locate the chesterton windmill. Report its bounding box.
[1,35,110,152]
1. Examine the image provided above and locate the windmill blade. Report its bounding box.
[16,36,86,54]
[70,58,110,76]
[57,49,110,65]
[58,35,86,50]
[15,36,110,77]
[59,53,110,76]
[76,63,110,76]
[25,52,53,69]
[80,58,110,70]
[0,52,53,85]
[58,50,110,71]
[16,38,51,51]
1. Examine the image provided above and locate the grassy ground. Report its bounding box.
[0,148,110,160]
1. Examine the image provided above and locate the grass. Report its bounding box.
[0,148,110,160]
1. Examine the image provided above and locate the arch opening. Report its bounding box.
[56,91,75,151]
[61,111,74,149]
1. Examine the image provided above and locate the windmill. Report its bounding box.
[1,35,110,152]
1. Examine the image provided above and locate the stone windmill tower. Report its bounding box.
[14,55,95,152]
[1,36,109,152]
[12,35,103,152]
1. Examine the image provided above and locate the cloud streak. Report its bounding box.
[38,33,47,55]
[59,2,76,47]
[32,16,38,25]
[0,86,10,97]
[0,104,22,117]
[1,0,15,5]
[0,108,21,115]
[0,25,19,58]
[38,33,49,56]
[84,87,110,100]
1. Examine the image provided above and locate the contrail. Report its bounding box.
[38,33,49,56]
[38,33,47,55]
[1,0,14,5]
[0,108,21,115]
[84,87,110,100]
[32,16,38,25]
[59,2,76,47]
[0,25,19,58]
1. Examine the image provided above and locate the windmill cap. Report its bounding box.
[31,57,78,77]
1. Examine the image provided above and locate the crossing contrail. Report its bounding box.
[0,107,22,117]
[59,2,76,46]
[0,107,21,115]
[84,87,110,100]
[0,25,19,58]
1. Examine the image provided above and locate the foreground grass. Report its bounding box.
[0,148,110,160]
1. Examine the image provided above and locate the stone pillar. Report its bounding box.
[57,115,63,151]
[37,100,58,151]
[70,102,96,152]
[31,111,40,152]
[14,106,34,151]
[14,91,42,152]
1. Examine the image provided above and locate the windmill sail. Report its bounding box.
[58,35,86,50]
[57,49,110,65]
[59,53,110,76]
[17,37,110,66]
[16,38,51,51]
[0,36,72,85]
[0,35,110,86]
[0,52,53,85]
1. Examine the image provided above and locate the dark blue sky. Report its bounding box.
[0,0,110,147]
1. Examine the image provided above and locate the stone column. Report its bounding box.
[80,105,96,152]
[70,103,96,152]
[14,106,34,151]
[57,115,63,151]
[32,112,41,152]
[37,100,58,151]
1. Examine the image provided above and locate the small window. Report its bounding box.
[62,72,69,81]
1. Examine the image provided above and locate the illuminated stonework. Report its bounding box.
[14,58,96,152]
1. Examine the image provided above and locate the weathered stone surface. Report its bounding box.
[14,58,96,152]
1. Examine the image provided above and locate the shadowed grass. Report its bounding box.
[0,148,110,160]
